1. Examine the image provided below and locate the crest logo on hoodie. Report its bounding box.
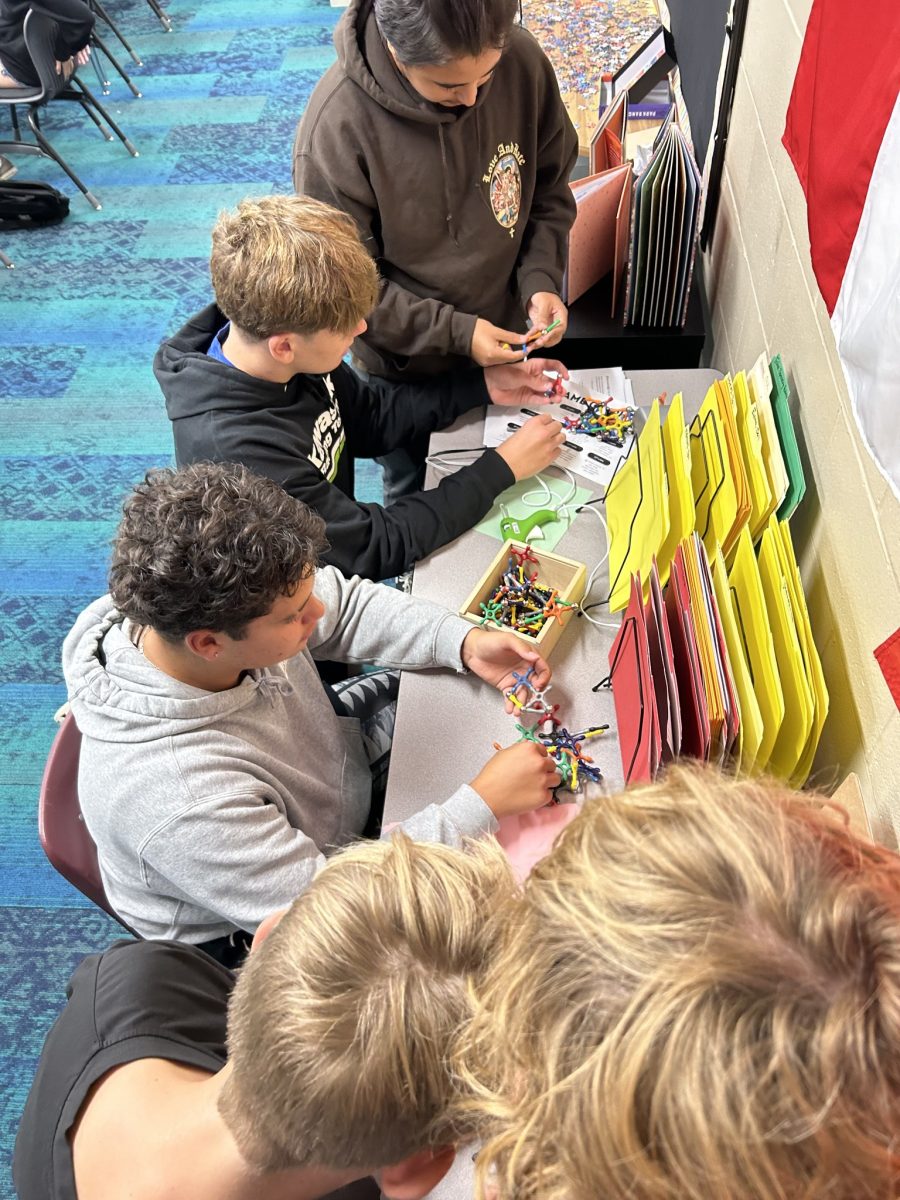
[308,375,345,483]
[483,142,526,237]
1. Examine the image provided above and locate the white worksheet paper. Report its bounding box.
[483,368,636,488]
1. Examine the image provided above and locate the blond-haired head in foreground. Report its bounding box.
[220,832,512,1177]
[461,763,900,1200]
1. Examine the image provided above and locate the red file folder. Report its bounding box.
[645,558,680,761]
[609,573,660,783]
[664,545,711,761]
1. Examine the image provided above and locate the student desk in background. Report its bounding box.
[384,368,722,827]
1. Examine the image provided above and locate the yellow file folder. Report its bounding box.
[657,393,700,585]
[727,526,784,771]
[747,352,789,511]
[657,392,695,587]
[690,387,736,559]
[606,399,670,612]
[733,369,777,540]
[711,544,764,775]
[757,518,814,781]
[773,520,829,784]
[713,376,751,551]
[689,383,749,561]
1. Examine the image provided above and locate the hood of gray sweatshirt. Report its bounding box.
[62,567,495,943]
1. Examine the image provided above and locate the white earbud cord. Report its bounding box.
[424,454,619,631]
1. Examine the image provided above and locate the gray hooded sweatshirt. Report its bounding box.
[62,567,496,943]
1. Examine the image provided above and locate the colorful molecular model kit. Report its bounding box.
[477,544,577,640]
[483,370,638,488]
[496,665,608,796]
[545,369,638,449]
[560,395,635,449]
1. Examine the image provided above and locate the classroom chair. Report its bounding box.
[87,0,145,97]
[38,711,135,933]
[88,28,143,100]
[0,9,138,211]
[89,0,142,69]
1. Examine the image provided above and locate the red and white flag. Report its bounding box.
[783,0,900,499]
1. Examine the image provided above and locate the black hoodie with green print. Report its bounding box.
[292,0,578,380]
[154,305,513,582]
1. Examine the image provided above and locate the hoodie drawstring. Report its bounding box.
[257,676,294,705]
[437,124,460,247]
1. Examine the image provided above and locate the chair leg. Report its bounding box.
[145,0,173,33]
[91,32,142,99]
[90,0,142,66]
[76,95,114,140]
[25,109,101,209]
[87,41,112,94]
[70,79,139,157]
[10,104,22,140]
[0,247,14,269]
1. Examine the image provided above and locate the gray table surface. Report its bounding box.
[384,368,722,826]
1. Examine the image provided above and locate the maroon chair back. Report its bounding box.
[38,711,129,928]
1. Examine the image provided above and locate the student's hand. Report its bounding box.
[74,45,91,67]
[495,413,565,481]
[55,57,76,79]
[461,628,552,709]
[484,357,569,406]
[471,318,532,366]
[526,293,568,348]
[470,741,560,818]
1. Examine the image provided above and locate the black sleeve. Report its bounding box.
[0,0,93,83]
[34,0,94,54]
[332,362,492,458]
[312,451,514,578]
[196,405,514,581]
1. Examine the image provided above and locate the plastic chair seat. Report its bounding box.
[38,711,130,928]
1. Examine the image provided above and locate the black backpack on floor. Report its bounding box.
[0,180,69,229]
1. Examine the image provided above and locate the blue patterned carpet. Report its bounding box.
[0,1,383,1191]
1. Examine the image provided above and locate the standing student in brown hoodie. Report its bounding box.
[293,0,578,499]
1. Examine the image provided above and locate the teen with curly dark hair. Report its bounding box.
[62,462,559,964]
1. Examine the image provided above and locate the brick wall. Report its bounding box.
[700,0,900,843]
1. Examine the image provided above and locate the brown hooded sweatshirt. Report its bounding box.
[293,0,578,380]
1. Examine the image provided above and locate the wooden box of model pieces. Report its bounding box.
[458,539,587,659]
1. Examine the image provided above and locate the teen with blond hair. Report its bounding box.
[155,192,566,582]
[14,834,513,1200]
[463,764,900,1200]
